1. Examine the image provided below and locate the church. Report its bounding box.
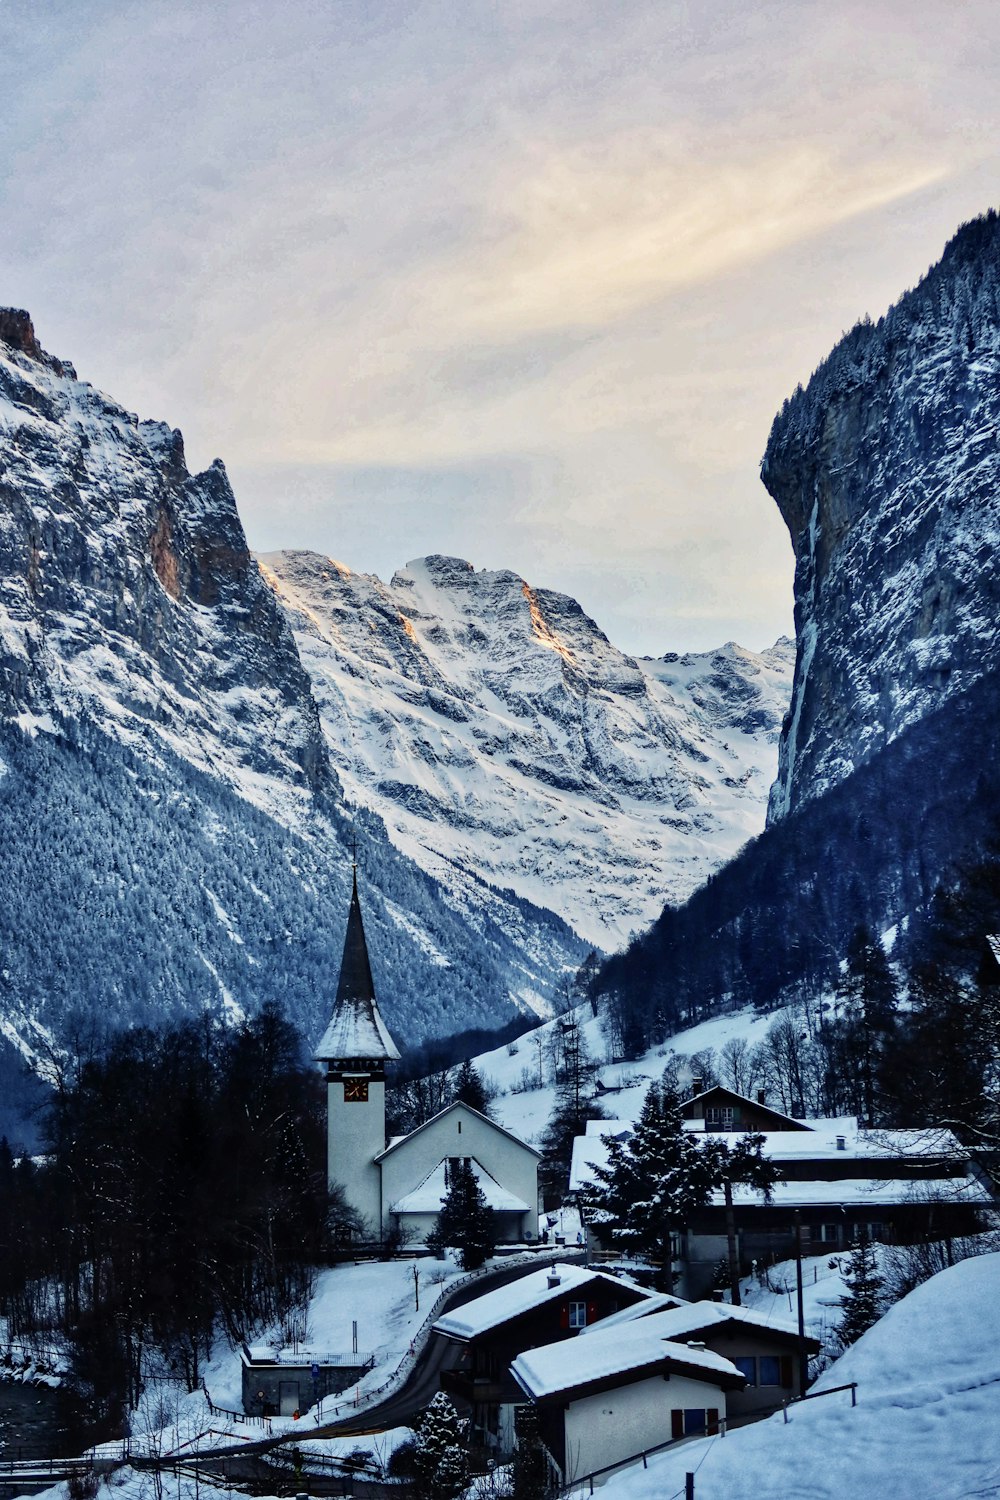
[315,874,540,1245]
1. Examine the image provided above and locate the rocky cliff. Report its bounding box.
[763,211,1000,819]
[259,550,793,949]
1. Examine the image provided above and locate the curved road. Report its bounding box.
[193,1250,584,1466]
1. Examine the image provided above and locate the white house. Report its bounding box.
[315,875,539,1243]
[511,1313,745,1484]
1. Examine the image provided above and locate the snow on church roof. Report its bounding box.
[314,873,400,1062]
[391,1157,531,1217]
[434,1263,660,1341]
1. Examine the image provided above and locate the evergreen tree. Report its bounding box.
[588,1082,718,1292]
[451,1060,491,1117]
[511,1404,549,1500]
[539,1016,603,1207]
[426,1160,496,1270]
[837,1231,884,1347]
[589,1083,775,1296]
[413,1392,468,1500]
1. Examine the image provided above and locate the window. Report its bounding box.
[734,1357,757,1385]
[672,1410,720,1439]
[568,1301,587,1329]
[820,1223,840,1244]
[705,1106,736,1128]
[759,1356,781,1386]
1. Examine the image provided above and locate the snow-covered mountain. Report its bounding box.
[0,310,591,1129]
[763,212,1000,820]
[258,550,794,950]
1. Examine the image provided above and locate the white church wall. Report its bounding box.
[380,1104,539,1239]
[327,1075,385,1233]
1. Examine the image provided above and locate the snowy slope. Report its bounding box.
[259,550,794,949]
[598,1251,1000,1500]
[475,1001,783,1146]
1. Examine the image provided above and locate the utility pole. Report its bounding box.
[413,1263,420,1311]
[793,1210,807,1393]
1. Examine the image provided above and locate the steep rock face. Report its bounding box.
[259,550,793,949]
[763,213,1000,819]
[0,311,325,807]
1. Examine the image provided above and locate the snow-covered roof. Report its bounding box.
[391,1158,531,1216]
[511,1314,744,1401]
[580,1299,815,1348]
[709,1176,994,1209]
[314,874,401,1062]
[570,1118,971,1192]
[434,1263,659,1341]
[375,1101,541,1162]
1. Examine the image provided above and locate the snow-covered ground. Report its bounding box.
[595,1252,1000,1500]
[476,1000,784,1145]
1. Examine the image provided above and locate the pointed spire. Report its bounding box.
[314,871,401,1062]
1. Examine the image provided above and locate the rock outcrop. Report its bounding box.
[763,211,1000,820]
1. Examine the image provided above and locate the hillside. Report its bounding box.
[600,1252,1000,1500]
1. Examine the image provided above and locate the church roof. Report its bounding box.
[374,1101,542,1162]
[314,872,401,1062]
[390,1157,532,1216]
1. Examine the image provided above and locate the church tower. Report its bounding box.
[314,871,400,1236]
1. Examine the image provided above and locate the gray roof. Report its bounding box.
[314,873,401,1062]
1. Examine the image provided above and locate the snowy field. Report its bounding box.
[595,1252,1000,1500]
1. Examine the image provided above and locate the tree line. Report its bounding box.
[0,1005,336,1427]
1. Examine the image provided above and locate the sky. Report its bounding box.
[1,1,998,655]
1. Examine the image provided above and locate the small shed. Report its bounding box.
[241,1345,375,1417]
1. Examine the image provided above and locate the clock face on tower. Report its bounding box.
[343,1078,369,1102]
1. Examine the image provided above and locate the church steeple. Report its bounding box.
[315,870,399,1238]
[315,870,401,1064]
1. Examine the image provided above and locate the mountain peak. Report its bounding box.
[0,307,70,375]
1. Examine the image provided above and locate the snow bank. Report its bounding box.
[597,1252,1000,1500]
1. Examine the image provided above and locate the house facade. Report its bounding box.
[511,1318,744,1484]
[378,1102,540,1245]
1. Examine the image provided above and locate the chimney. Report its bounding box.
[757,1089,766,1106]
[547,1270,561,1288]
[686,1340,706,1350]
[692,1075,703,1095]
[836,1134,846,1151]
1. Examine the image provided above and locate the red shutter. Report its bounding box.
[559,1304,569,1330]
[671,1410,684,1441]
[780,1355,794,1389]
[587,1301,598,1324]
[707,1409,719,1436]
